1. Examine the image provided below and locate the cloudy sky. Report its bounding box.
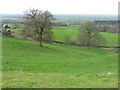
[0,0,119,15]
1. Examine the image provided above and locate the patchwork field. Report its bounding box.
[2,36,118,88]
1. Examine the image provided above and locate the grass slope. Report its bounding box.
[2,36,118,88]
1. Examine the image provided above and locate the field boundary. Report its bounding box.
[52,41,120,49]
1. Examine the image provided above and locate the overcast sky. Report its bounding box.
[0,0,119,15]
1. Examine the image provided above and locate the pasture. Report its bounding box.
[2,36,118,88]
[52,25,119,46]
[10,25,119,46]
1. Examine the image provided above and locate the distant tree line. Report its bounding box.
[2,20,23,24]
[95,20,119,25]
[98,24,119,33]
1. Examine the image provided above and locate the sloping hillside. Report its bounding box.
[2,36,118,88]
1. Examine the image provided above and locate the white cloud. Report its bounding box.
[0,0,119,15]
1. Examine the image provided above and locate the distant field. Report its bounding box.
[9,25,119,46]
[2,36,118,88]
[101,33,118,46]
[11,29,22,31]
[52,25,79,42]
[53,25,80,30]
[52,25,79,41]
[52,26,118,46]
[1,14,117,22]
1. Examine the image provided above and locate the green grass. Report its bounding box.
[101,32,118,46]
[52,25,79,42]
[53,29,79,41]
[3,71,117,88]
[2,36,118,88]
[53,25,80,30]
[52,25,118,46]
[11,29,22,31]
[10,25,118,46]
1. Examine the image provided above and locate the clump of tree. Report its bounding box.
[16,29,53,43]
[24,8,54,47]
[98,24,119,33]
[12,24,21,29]
[63,35,79,46]
[77,21,106,49]
[63,35,71,44]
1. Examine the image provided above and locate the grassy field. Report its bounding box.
[52,25,119,46]
[9,25,119,46]
[101,32,118,46]
[11,29,22,31]
[2,36,118,88]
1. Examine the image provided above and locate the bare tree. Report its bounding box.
[24,8,54,47]
[78,21,105,49]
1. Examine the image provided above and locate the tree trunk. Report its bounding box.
[88,31,91,50]
[88,45,91,49]
[38,33,43,47]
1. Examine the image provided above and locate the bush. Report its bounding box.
[63,35,79,45]
[63,35,71,44]
[77,21,106,48]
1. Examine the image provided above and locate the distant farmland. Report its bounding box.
[52,25,118,46]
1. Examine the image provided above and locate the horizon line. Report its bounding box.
[0,13,118,16]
